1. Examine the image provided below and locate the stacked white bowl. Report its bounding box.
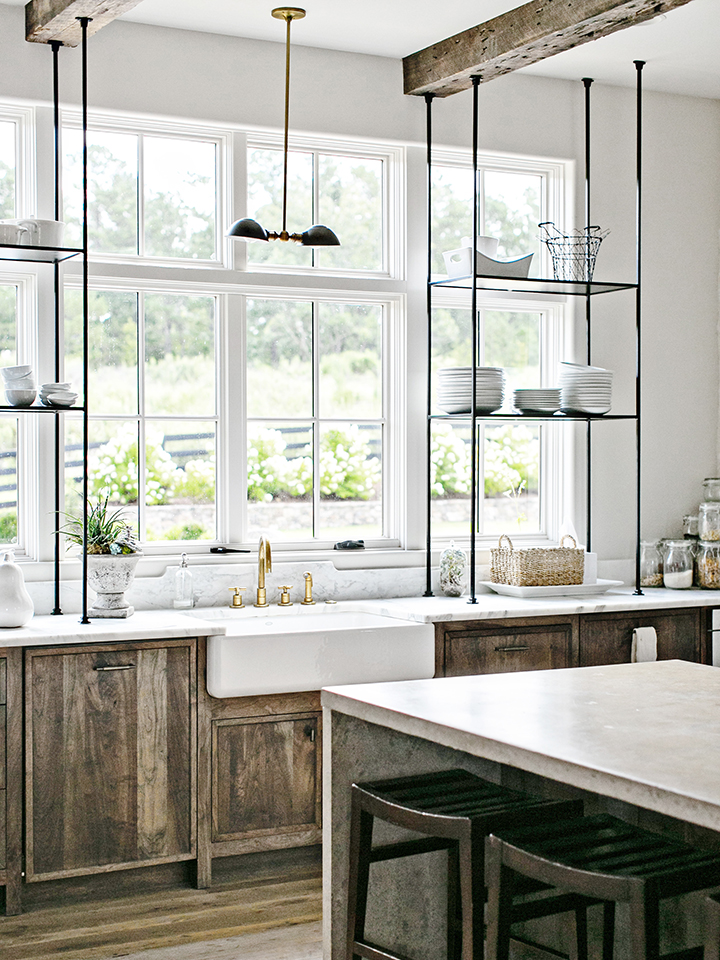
[559,362,613,414]
[2,365,36,407]
[513,388,561,414]
[40,382,78,408]
[437,366,506,414]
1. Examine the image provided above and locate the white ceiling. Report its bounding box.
[6,0,720,99]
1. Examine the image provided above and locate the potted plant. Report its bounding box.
[59,494,141,618]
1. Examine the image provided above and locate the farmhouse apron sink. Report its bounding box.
[186,605,435,697]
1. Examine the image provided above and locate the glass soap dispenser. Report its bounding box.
[173,553,194,609]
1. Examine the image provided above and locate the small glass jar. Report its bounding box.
[662,540,694,589]
[703,478,720,501]
[683,514,699,539]
[439,541,467,597]
[697,541,720,589]
[639,540,663,588]
[699,502,720,542]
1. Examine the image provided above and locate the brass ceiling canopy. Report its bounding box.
[228,6,340,248]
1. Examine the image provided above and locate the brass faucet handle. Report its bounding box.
[228,587,246,608]
[301,571,316,605]
[277,585,294,606]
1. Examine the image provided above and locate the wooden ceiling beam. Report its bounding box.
[25,0,144,46]
[403,0,695,97]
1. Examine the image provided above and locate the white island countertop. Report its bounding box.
[323,660,720,832]
[0,610,226,648]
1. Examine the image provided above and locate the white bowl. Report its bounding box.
[8,375,35,387]
[5,387,36,406]
[41,382,71,391]
[2,365,32,380]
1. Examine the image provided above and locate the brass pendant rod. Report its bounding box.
[281,13,292,237]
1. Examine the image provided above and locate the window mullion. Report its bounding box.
[136,291,145,540]
[137,134,144,258]
[312,300,319,538]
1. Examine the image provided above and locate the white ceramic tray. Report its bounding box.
[480,579,623,599]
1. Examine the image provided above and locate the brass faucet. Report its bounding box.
[301,571,315,605]
[254,536,272,607]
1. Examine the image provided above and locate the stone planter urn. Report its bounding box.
[87,552,141,618]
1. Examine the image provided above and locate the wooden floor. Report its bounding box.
[0,849,323,960]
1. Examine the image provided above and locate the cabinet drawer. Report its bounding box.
[442,622,575,676]
[578,608,704,666]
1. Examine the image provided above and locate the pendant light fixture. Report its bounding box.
[228,7,340,247]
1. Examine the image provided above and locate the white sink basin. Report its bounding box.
[187,606,435,698]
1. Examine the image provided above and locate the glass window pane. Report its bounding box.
[319,302,382,419]
[247,422,313,542]
[484,311,541,396]
[246,299,312,418]
[431,166,472,275]
[64,289,138,416]
[0,284,17,364]
[484,423,540,535]
[315,155,383,271]
[144,136,217,260]
[144,294,215,417]
[0,120,16,219]
[0,420,18,545]
[63,128,139,254]
[317,423,381,540]
[247,148,313,268]
[430,421,471,539]
[484,170,542,261]
[146,421,216,542]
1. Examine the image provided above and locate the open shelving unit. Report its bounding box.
[424,65,645,602]
[2,29,91,621]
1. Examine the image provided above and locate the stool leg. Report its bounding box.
[346,803,374,960]
[457,836,477,960]
[707,897,720,960]
[602,902,616,960]
[447,844,462,960]
[485,844,514,960]
[628,889,659,960]
[574,906,588,960]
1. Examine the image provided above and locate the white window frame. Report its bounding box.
[61,109,230,269]
[245,131,405,282]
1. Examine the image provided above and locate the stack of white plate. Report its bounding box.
[558,362,612,414]
[513,388,561,414]
[437,367,505,414]
[39,382,78,408]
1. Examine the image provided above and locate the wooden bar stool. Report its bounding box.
[706,893,720,960]
[346,768,583,960]
[486,813,720,960]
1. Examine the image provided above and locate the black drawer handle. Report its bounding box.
[94,664,135,672]
[494,645,530,653]
[304,724,316,742]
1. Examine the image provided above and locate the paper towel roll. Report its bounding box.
[631,626,657,663]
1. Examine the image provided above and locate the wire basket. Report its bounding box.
[539,222,609,282]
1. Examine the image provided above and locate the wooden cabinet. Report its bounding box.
[437,616,578,677]
[25,638,197,881]
[0,648,20,915]
[578,607,709,666]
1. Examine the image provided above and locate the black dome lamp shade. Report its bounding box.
[227,7,340,248]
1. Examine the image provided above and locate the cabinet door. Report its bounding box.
[441,619,576,676]
[212,712,321,843]
[0,649,21,914]
[26,640,196,880]
[578,608,704,666]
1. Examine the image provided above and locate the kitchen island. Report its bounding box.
[322,661,720,959]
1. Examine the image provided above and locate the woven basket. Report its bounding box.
[490,534,584,587]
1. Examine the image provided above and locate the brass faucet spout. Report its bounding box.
[255,537,272,607]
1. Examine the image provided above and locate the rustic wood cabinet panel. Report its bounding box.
[578,608,707,666]
[25,639,197,881]
[438,616,578,677]
[0,648,21,914]
[212,712,320,842]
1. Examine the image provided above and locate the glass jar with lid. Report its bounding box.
[662,540,694,589]
[703,478,720,501]
[699,502,720,541]
[639,541,663,588]
[697,541,720,589]
[683,514,699,539]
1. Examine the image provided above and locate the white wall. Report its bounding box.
[1,3,718,571]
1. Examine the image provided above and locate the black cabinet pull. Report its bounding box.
[304,724,316,742]
[494,645,530,653]
[94,664,135,671]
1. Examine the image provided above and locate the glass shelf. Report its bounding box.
[429,412,637,422]
[431,274,637,297]
[0,403,84,413]
[0,243,84,263]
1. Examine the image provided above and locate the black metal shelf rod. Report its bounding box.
[634,60,645,596]
[424,92,434,597]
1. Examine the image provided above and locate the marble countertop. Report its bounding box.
[0,610,226,648]
[322,660,720,831]
[361,586,720,622]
